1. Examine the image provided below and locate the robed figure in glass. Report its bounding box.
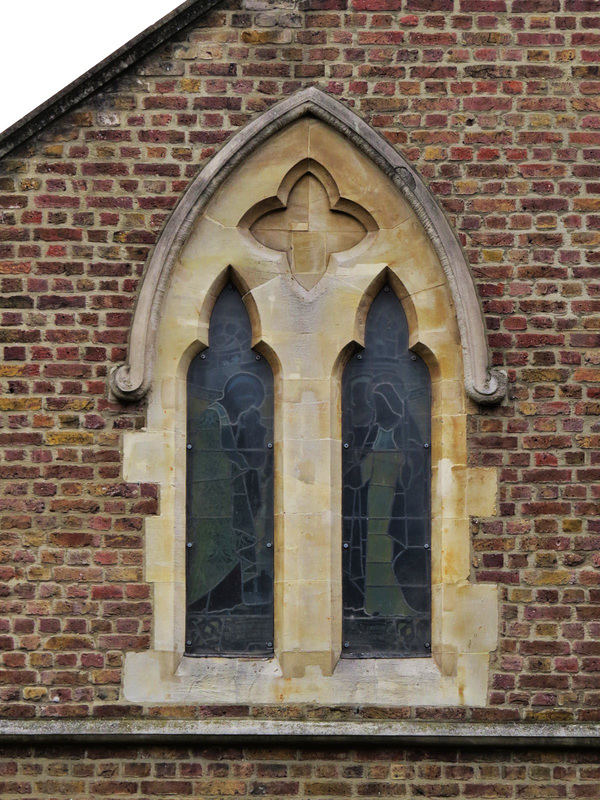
[186,285,274,656]
[342,286,431,657]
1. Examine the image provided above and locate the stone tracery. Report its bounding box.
[110,88,506,406]
[242,162,376,291]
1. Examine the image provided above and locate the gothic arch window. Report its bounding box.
[342,286,431,658]
[185,284,274,656]
[121,90,501,707]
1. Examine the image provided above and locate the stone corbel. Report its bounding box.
[109,87,507,406]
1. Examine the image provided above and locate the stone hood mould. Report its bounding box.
[110,87,507,406]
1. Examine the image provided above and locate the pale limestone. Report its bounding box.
[438,519,471,585]
[207,118,313,228]
[456,653,491,707]
[123,431,174,484]
[307,120,414,231]
[249,170,369,291]
[124,649,459,706]
[2,717,597,745]
[443,583,499,654]
[122,117,499,706]
[468,468,498,518]
[337,221,443,300]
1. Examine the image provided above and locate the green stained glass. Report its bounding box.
[186,285,274,656]
[342,286,431,658]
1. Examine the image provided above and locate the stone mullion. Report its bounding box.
[273,351,340,678]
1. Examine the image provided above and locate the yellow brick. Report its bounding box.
[43,144,64,156]
[0,398,42,411]
[556,49,576,62]
[45,431,94,446]
[573,232,600,245]
[519,402,537,416]
[574,198,600,212]
[180,78,201,92]
[456,180,478,195]
[524,570,572,586]
[482,249,503,262]
[0,365,28,376]
[23,687,47,701]
[527,49,549,62]
[424,146,444,161]
[531,113,551,128]
[19,178,41,191]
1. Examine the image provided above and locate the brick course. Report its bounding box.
[0,745,599,798]
[0,0,599,734]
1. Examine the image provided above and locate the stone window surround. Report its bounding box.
[119,89,502,707]
[110,89,506,407]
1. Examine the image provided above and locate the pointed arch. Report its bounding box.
[110,87,506,405]
[186,283,275,657]
[341,282,432,658]
[122,99,501,703]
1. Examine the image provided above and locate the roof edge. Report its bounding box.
[0,0,223,160]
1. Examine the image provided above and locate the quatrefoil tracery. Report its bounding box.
[240,160,378,291]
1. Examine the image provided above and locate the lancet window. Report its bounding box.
[185,285,275,656]
[341,286,431,657]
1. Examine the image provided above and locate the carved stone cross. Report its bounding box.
[249,171,369,291]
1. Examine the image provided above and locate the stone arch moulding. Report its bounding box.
[122,96,501,706]
[110,86,507,406]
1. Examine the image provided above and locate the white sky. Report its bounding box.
[0,1,182,134]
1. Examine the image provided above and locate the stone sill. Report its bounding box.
[124,650,478,706]
[0,720,599,748]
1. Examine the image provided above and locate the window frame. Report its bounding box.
[120,106,500,708]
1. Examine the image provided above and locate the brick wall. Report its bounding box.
[0,0,599,731]
[1,744,600,798]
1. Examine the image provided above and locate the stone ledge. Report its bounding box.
[0,719,599,748]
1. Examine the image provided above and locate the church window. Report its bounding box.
[342,286,431,658]
[120,90,501,706]
[185,285,275,656]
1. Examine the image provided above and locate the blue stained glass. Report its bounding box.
[186,285,274,656]
[342,286,431,658]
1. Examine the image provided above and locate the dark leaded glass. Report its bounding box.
[342,286,431,658]
[186,284,274,656]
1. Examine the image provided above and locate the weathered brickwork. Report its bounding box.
[1,744,600,799]
[0,0,599,735]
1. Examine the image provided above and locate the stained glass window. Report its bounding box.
[342,285,431,658]
[186,284,274,656]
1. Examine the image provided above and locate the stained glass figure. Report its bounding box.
[342,286,431,657]
[186,285,274,656]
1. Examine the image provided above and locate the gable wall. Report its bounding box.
[0,0,598,764]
